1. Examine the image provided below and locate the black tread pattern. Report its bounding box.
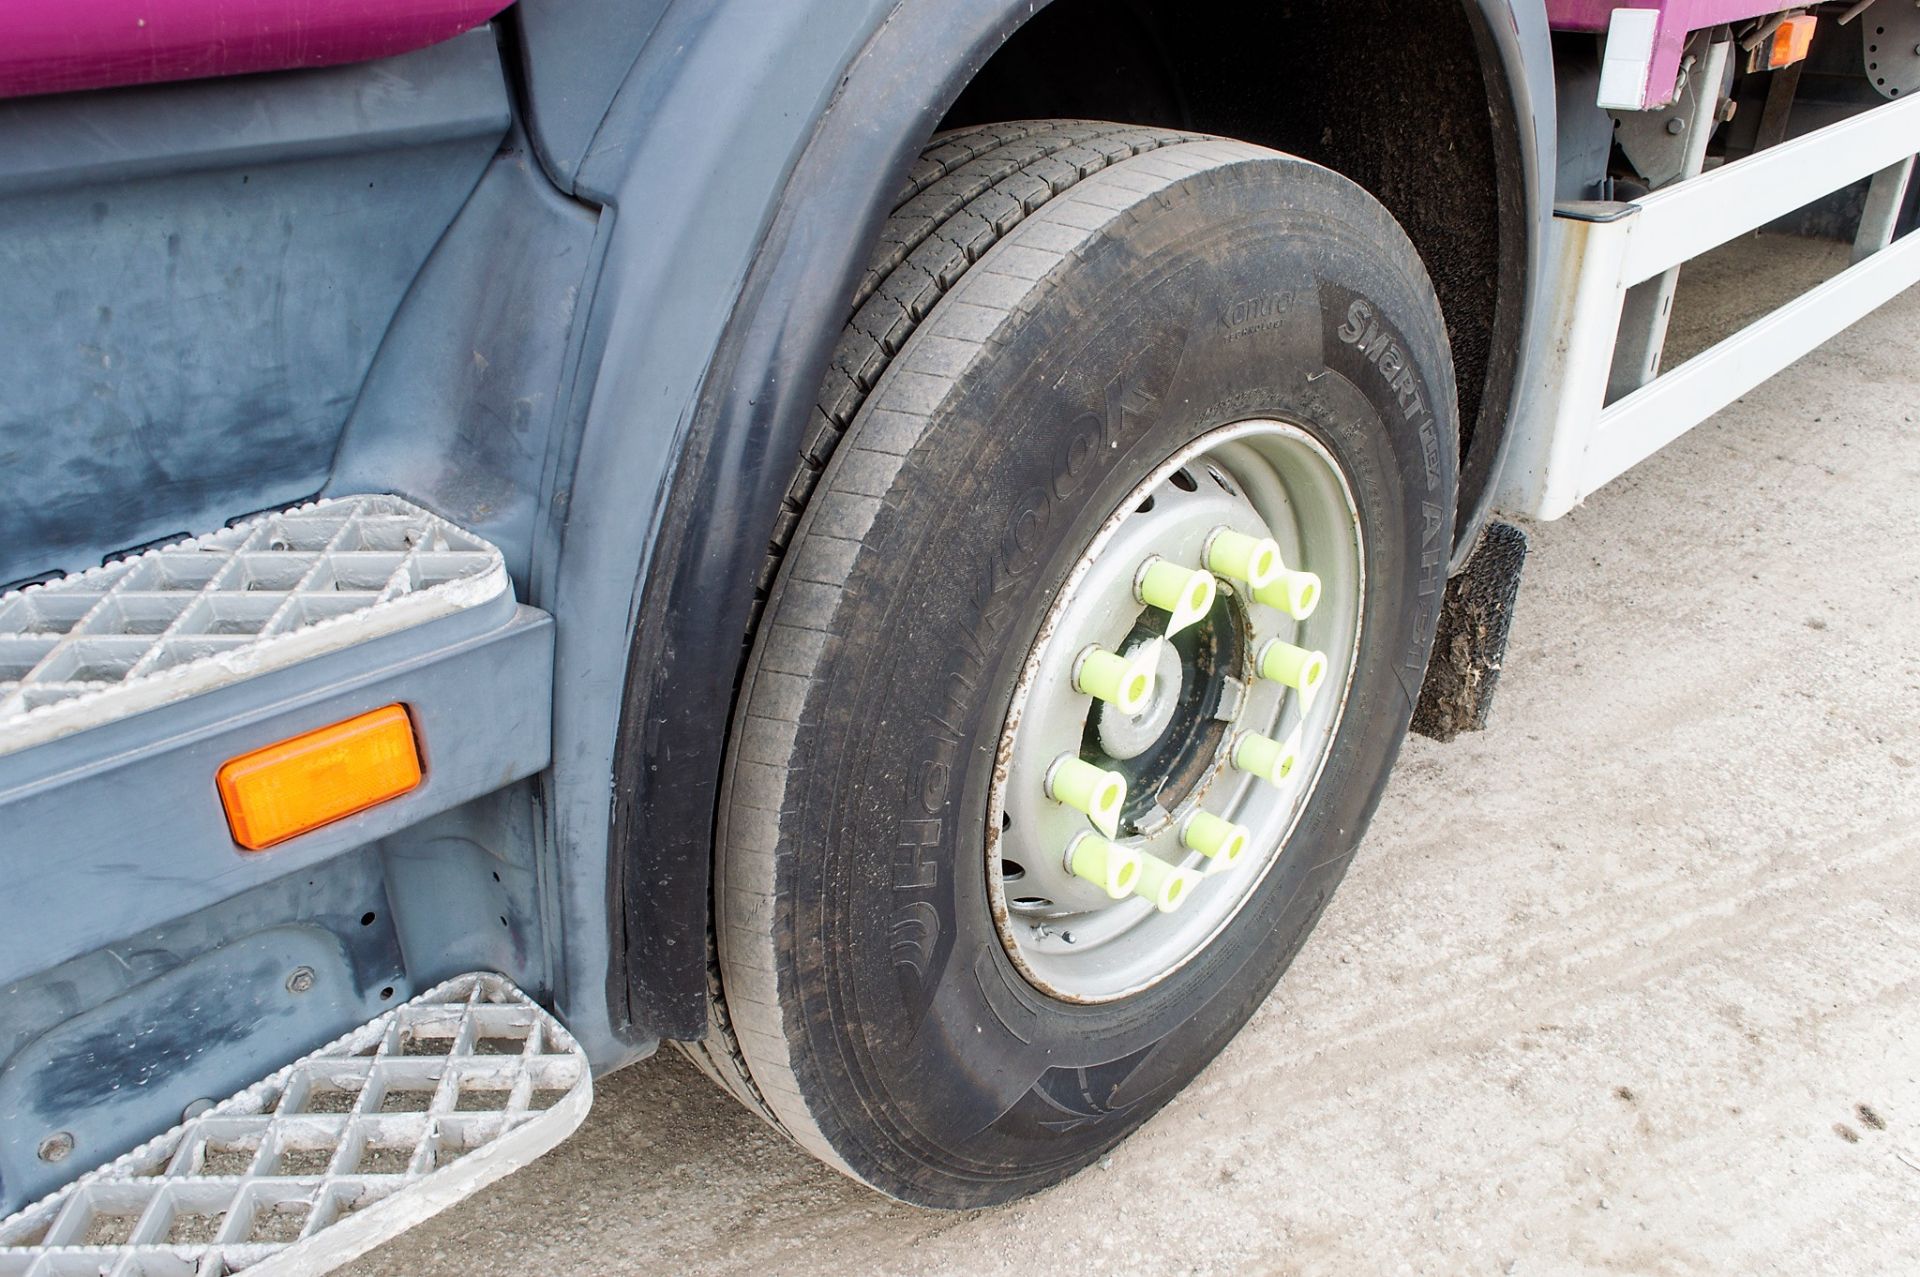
[686,119,1206,1131]
[746,121,1200,633]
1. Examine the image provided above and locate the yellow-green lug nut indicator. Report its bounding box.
[1232,728,1302,787]
[1131,853,1201,913]
[1064,832,1142,901]
[1257,639,1328,694]
[1254,567,1322,620]
[1046,755,1128,838]
[1073,643,1158,716]
[1180,810,1251,874]
[1135,557,1217,637]
[1204,527,1282,587]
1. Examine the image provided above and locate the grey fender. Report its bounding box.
[1459,0,1557,569]
[530,0,1559,1050]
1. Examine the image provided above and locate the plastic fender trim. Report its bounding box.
[1454,0,1557,572]
[601,0,1032,1040]
[599,0,1552,1039]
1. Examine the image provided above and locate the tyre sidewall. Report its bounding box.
[735,155,1455,1205]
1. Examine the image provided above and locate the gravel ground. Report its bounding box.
[352,239,1920,1276]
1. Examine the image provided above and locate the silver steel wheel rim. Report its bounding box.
[986,419,1365,1003]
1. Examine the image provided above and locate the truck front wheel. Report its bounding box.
[689,123,1457,1207]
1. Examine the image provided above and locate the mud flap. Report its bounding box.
[1411,519,1528,742]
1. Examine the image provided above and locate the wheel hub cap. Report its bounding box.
[986,420,1365,1002]
[1094,637,1184,761]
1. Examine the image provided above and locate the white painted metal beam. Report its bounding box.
[1494,209,1637,521]
[1622,89,1920,285]
[1581,227,1920,495]
[1496,89,1920,523]
[1853,155,1916,264]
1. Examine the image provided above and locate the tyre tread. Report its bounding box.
[686,131,1369,1188]
[681,120,1207,1140]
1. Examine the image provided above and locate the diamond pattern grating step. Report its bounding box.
[0,974,591,1277]
[0,495,508,755]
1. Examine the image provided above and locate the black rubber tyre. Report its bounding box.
[690,122,1457,1208]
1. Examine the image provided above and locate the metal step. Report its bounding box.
[0,495,507,755]
[0,973,590,1277]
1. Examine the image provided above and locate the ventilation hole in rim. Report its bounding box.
[1001,859,1027,881]
[1207,465,1239,495]
[1001,810,1012,830]
[1136,494,1156,514]
[1169,468,1198,492]
[1011,897,1054,909]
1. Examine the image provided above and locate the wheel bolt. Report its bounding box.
[1204,527,1282,587]
[1131,852,1200,913]
[1046,755,1128,837]
[1257,640,1328,694]
[1074,643,1158,716]
[1136,558,1216,636]
[1181,811,1251,873]
[1254,568,1322,619]
[1233,728,1301,787]
[1064,832,1142,900]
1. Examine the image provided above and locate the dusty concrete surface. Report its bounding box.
[352,252,1920,1276]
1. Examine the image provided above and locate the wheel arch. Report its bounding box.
[611,0,1554,1039]
[940,0,1549,558]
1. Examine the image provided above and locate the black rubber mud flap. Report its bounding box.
[1412,518,1528,742]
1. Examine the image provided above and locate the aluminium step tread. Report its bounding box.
[0,973,591,1277]
[0,496,509,756]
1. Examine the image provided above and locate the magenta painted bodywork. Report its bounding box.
[0,0,512,100]
[1546,0,1787,105]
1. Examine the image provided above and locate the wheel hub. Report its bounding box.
[986,420,1365,1002]
[1094,634,1183,761]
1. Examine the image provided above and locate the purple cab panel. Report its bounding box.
[1545,0,1787,31]
[0,0,511,99]
[1545,1,1786,104]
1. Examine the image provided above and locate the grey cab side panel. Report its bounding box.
[531,0,1556,1044]
[511,0,671,193]
[0,29,509,588]
[0,600,553,1212]
[0,24,577,1212]
[327,125,602,594]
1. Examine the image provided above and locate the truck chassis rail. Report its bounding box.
[1498,80,1920,518]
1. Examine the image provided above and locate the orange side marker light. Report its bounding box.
[1766,15,1816,71]
[217,705,422,850]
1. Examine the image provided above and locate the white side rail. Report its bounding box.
[1497,89,1920,521]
